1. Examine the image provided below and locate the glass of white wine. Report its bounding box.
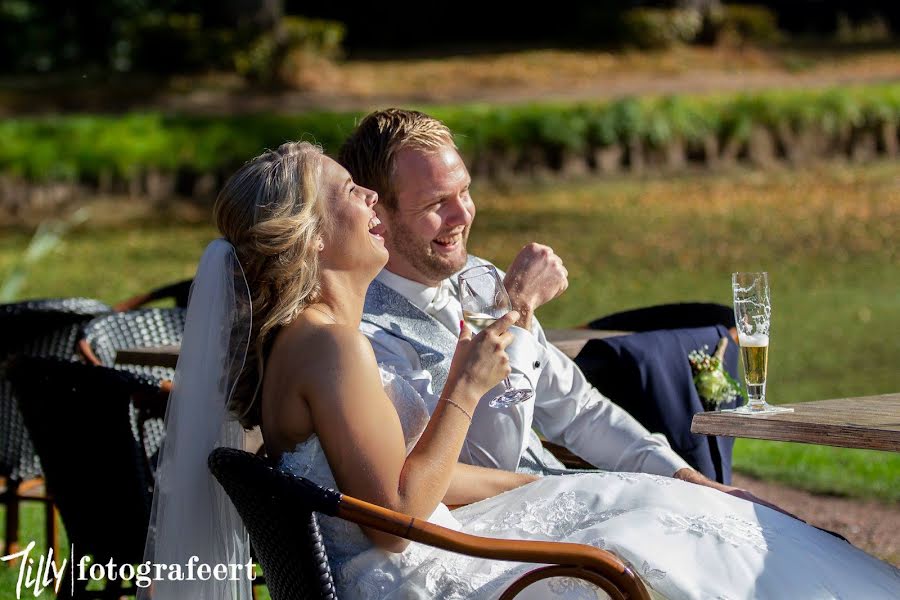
[730,272,793,415]
[458,264,534,408]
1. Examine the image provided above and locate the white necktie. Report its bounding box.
[425,280,460,333]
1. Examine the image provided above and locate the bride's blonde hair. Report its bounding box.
[214,141,328,428]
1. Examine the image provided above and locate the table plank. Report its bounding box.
[691,393,900,452]
[116,345,180,369]
[545,329,630,359]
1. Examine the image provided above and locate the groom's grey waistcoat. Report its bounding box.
[361,260,481,395]
[362,258,568,475]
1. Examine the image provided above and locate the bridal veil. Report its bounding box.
[138,239,253,599]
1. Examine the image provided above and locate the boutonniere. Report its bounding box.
[688,337,745,410]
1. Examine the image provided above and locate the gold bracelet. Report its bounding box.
[442,398,473,422]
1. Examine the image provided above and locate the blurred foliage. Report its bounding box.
[741,0,899,40]
[298,2,899,54]
[1,83,898,184]
[718,4,782,44]
[234,16,345,87]
[0,0,342,82]
[126,11,240,73]
[2,2,897,76]
[620,8,705,49]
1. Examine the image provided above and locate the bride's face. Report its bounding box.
[318,156,388,274]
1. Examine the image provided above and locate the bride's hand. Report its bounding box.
[445,311,518,403]
[675,468,802,521]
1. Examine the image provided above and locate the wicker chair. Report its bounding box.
[77,307,186,383]
[9,356,167,599]
[75,308,186,471]
[0,297,110,557]
[209,448,650,600]
[113,279,193,312]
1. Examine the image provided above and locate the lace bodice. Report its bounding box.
[277,366,458,568]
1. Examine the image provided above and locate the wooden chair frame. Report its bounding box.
[336,492,651,599]
[209,448,651,600]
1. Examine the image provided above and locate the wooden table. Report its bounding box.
[544,328,629,359]
[690,393,900,452]
[116,344,180,369]
[114,328,628,369]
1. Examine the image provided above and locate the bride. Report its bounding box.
[144,141,899,599]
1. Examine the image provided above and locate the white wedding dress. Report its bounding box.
[279,368,900,600]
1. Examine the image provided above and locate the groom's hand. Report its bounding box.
[504,243,568,330]
[674,468,802,521]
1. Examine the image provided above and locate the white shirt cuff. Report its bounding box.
[504,325,546,392]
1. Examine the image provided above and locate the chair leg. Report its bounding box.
[3,481,21,557]
[45,501,59,560]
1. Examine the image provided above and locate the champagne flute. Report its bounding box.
[458,264,534,408]
[730,272,793,415]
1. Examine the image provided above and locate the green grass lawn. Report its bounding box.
[1,160,898,593]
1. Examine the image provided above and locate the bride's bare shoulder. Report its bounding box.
[262,318,379,449]
[270,318,375,375]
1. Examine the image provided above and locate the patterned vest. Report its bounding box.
[361,256,480,394]
[362,257,568,475]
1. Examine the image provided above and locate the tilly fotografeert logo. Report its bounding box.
[1,541,256,598]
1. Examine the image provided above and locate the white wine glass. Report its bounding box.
[458,264,534,408]
[730,272,792,415]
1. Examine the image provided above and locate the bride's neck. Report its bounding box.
[315,270,368,326]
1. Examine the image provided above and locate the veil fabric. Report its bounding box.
[138,239,253,599]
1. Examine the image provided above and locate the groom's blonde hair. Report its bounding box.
[214,141,329,428]
[338,108,456,211]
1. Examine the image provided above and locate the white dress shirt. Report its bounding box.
[361,265,690,477]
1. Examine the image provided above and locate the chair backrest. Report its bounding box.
[588,302,736,332]
[113,279,193,312]
[208,447,339,600]
[576,324,740,483]
[0,297,111,481]
[80,307,186,381]
[10,356,163,565]
[0,297,111,356]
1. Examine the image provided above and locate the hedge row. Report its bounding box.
[2,83,899,191]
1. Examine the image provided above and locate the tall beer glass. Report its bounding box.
[731,272,792,414]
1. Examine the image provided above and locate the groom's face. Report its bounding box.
[378,145,475,286]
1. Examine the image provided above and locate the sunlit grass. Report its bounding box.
[733,440,899,502]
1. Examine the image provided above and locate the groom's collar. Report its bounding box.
[375,269,450,314]
[375,257,484,312]
[377,261,483,310]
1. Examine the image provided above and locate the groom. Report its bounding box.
[339,108,773,501]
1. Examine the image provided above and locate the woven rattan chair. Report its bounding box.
[0,297,110,557]
[9,356,167,599]
[77,307,186,383]
[113,279,193,312]
[209,448,650,600]
[76,308,186,471]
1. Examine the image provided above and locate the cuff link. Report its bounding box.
[532,360,541,369]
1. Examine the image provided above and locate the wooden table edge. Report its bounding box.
[690,394,900,452]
